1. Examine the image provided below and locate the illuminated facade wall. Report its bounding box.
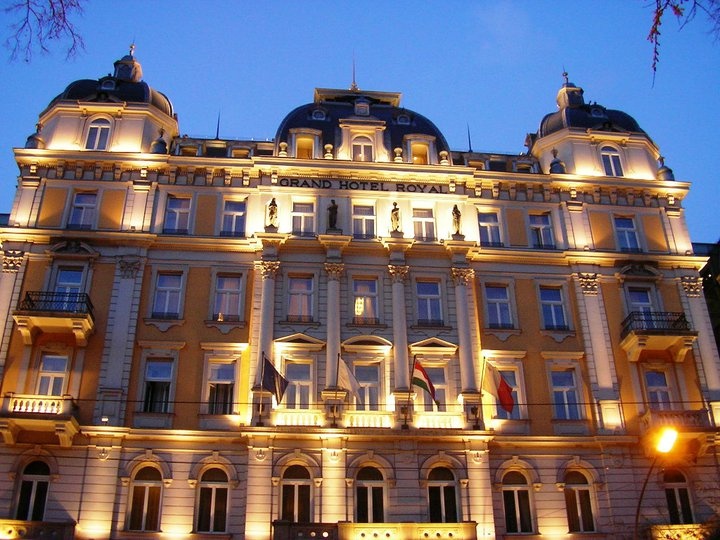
[0,51,718,540]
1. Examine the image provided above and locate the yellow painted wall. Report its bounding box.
[97,189,127,230]
[588,211,614,250]
[642,213,668,252]
[505,208,527,246]
[195,194,217,236]
[36,187,68,227]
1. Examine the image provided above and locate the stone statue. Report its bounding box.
[390,202,400,232]
[267,198,278,228]
[452,204,461,235]
[328,199,338,229]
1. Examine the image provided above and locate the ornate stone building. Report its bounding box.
[0,49,718,539]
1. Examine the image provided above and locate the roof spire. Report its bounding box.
[466,123,473,153]
[562,67,569,85]
[350,53,359,92]
[129,42,136,57]
[215,111,221,139]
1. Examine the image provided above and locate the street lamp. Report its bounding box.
[633,427,678,540]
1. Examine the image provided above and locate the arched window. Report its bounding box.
[85,118,111,150]
[128,466,163,531]
[15,461,50,521]
[428,467,458,523]
[664,469,694,524]
[564,470,595,532]
[356,466,384,523]
[502,471,533,534]
[600,146,623,176]
[196,468,229,533]
[281,465,311,522]
[352,136,374,162]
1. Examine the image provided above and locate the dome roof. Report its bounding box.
[275,87,450,155]
[538,79,644,138]
[43,47,174,118]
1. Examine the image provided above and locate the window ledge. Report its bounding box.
[280,319,321,327]
[347,322,388,329]
[484,327,521,342]
[133,412,174,429]
[144,318,185,332]
[411,324,452,331]
[540,329,575,343]
[551,418,590,435]
[205,320,246,334]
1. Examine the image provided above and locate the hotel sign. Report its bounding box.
[278,177,449,194]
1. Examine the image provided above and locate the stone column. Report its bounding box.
[452,267,476,392]
[0,250,25,383]
[324,263,344,388]
[389,265,410,390]
[256,261,280,381]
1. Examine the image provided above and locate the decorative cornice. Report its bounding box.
[681,276,703,298]
[2,250,24,273]
[577,272,599,295]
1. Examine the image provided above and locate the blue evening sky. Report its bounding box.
[1,1,718,242]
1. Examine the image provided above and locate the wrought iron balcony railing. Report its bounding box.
[17,291,94,318]
[621,311,693,339]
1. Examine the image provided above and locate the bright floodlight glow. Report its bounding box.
[656,427,678,453]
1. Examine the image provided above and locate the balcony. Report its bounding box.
[273,521,478,540]
[0,393,80,447]
[13,291,95,345]
[0,519,75,539]
[639,408,714,458]
[646,522,715,539]
[620,311,698,362]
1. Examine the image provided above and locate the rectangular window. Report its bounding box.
[601,147,624,176]
[221,200,246,237]
[529,213,555,248]
[485,285,513,329]
[615,216,640,252]
[287,276,314,322]
[352,205,376,239]
[478,212,502,247]
[551,369,580,420]
[143,359,173,413]
[67,192,96,229]
[164,196,191,234]
[645,370,672,410]
[422,366,447,412]
[355,364,380,411]
[285,362,312,409]
[353,278,379,324]
[36,354,68,396]
[296,136,314,159]
[207,361,235,415]
[413,208,436,240]
[291,202,315,236]
[152,272,183,319]
[54,267,84,311]
[540,286,568,330]
[85,119,111,150]
[213,274,243,322]
[417,280,442,326]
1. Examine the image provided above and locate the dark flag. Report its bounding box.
[261,356,289,403]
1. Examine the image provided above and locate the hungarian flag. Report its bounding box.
[412,359,439,406]
[484,363,515,414]
[261,356,289,403]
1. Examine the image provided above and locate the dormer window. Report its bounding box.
[411,142,429,165]
[397,114,410,125]
[352,136,374,162]
[100,79,116,91]
[84,118,111,150]
[404,135,436,165]
[355,100,370,116]
[311,109,326,121]
[600,146,624,177]
[296,136,314,159]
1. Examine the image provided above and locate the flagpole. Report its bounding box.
[332,352,341,427]
[258,351,266,426]
[476,354,488,430]
[404,355,415,429]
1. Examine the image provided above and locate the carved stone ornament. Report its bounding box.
[388,265,409,283]
[451,267,475,286]
[324,263,344,280]
[681,276,703,298]
[577,272,599,295]
[118,258,141,279]
[2,250,24,273]
[259,261,280,279]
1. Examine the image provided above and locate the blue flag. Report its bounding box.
[261,356,289,403]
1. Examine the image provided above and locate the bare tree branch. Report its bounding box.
[3,0,85,62]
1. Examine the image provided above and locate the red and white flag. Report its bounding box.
[483,363,515,414]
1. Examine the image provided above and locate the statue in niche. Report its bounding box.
[328,199,338,229]
[390,202,400,232]
[452,204,462,235]
[267,198,278,228]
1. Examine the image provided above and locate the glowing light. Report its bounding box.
[656,427,678,454]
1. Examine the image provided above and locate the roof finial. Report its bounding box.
[129,42,136,57]
[466,123,473,153]
[350,52,359,92]
[215,110,221,139]
[562,67,569,85]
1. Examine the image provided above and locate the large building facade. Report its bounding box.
[0,50,718,539]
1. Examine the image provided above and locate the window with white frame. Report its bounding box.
[502,471,534,534]
[413,208,436,240]
[352,136,374,162]
[664,469,694,524]
[15,461,50,521]
[281,465,312,522]
[478,212,503,247]
[615,216,641,252]
[352,204,376,239]
[152,272,183,319]
[539,286,568,330]
[644,368,673,410]
[291,202,315,236]
[287,276,314,322]
[421,365,447,412]
[428,467,458,523]
[627,286,655,316]
[354,363,380,411]
[213,273,243,322]
[494,367,521,420]
[551,368,581,420]
[356,466,384,523]
[53,266,85,311]
[128,466,163,531]
[284,361,312,409]
[196,468,229,533]
[601,146,624,177]
[85,118,111,150]
[564,470,595,532]
[142,359,173,413]
[353,278,379,324]
[416,280,443,326]
[36,354,68,396]
[163,196,191,234]
[206,361,235,415]
[67,192,97,229]
[485,285,513,329]
[529,213,555,248]
[221,200,246,237]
